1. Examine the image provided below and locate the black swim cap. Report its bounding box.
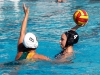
[64,30,79,47]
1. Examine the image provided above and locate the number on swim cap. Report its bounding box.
[29,37,34,42]
[74,35,78,39]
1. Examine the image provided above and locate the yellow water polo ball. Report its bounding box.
[73,9,89,26]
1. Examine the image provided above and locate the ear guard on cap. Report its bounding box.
[65,30,79,47]
[23,32,38,49]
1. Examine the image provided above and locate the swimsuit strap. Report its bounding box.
[26,52,35,59]
[18,52,29,60]
[26,52,36,62]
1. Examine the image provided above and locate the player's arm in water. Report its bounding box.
[15,4,29,60]
[53,25,83,63]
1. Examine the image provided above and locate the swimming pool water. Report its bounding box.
[0,0,100,75]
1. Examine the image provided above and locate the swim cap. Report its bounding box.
[23,32,38,49]
[64,30,79,47]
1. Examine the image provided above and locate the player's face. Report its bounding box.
[59,34,67,49]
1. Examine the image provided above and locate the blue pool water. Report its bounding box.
[0,0,100,75]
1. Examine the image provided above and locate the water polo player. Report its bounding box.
[55,25,82,62]
[54,9,89,62]
[15,4,50,61]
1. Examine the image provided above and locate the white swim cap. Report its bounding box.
[23,32,38,48]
